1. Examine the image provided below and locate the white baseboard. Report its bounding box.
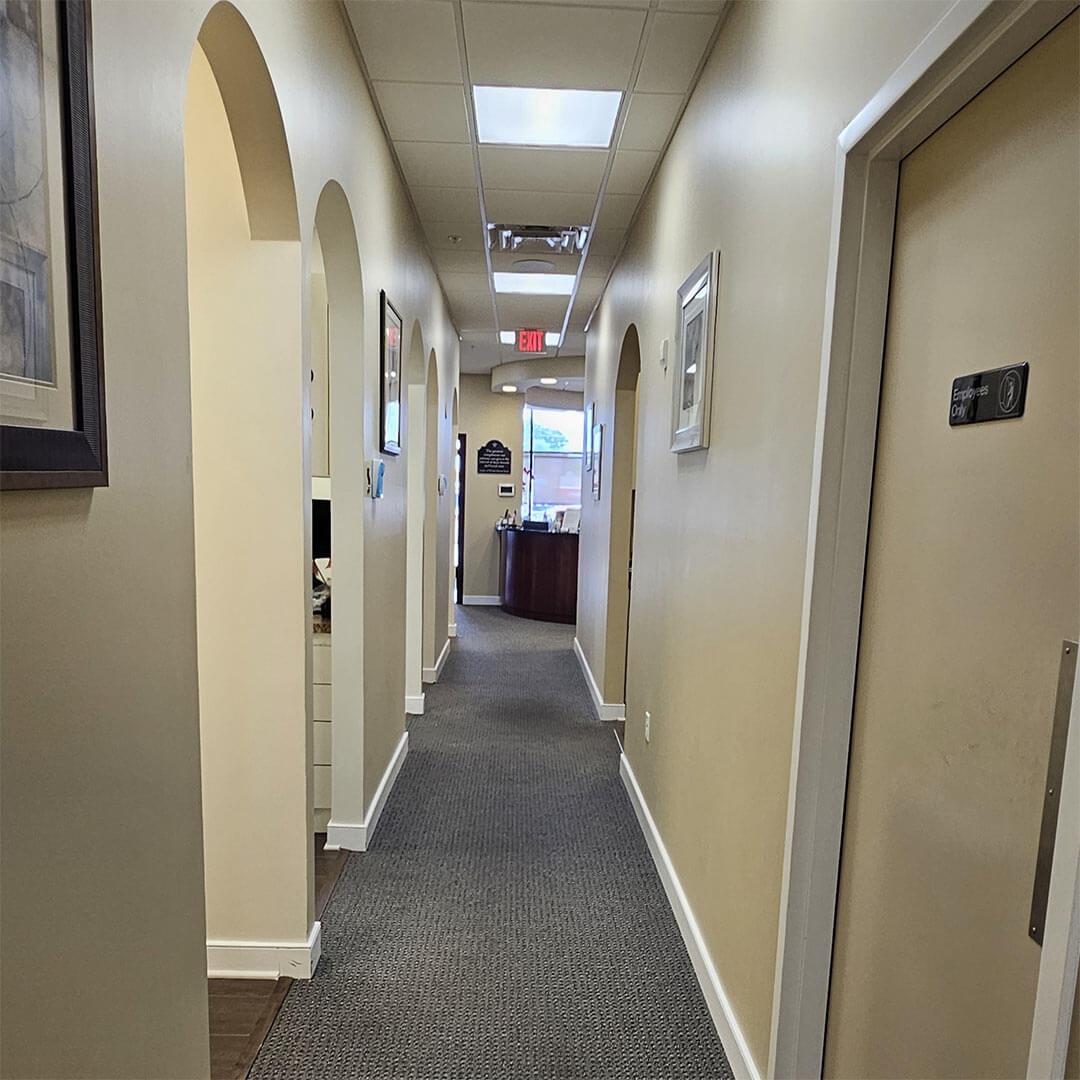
[207,920,322,980]
[573,636,625,721]
[422,637,451,683]
[405,693,425,715]
[462,594,501,606]
[620,754,761,1080]
[448,621,458,638]
[325,731,408,852]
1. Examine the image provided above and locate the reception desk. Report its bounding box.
[498,527,579,624]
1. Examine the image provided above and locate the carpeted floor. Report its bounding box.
[250,607,732,1079]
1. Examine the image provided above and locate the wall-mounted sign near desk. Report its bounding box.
[477,439,512,474]
[949,362,1028,426]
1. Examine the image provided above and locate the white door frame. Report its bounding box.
[768,3,1080,1077]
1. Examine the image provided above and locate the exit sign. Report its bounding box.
[517,329,545,353]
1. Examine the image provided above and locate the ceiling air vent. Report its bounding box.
[487,224,589,254]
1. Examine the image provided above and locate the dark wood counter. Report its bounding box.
[498,528,578,624]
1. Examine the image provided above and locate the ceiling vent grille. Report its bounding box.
[487,224,589,254]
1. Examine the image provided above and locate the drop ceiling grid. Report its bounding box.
[342,0,725,372]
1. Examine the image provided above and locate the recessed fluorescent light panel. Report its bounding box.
[544,332,561,347]
[499,331,516,345]
[474,86,622,148]
[493,272,576,295]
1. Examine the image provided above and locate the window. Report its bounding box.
[522,405,584,522]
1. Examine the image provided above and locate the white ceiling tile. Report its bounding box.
[596,193,640,230]
[490,251,581,275]
[446,289,497,329]
[573,277,605,308]
[619,93,683,151]
[460,336,503,374]
[479,148,607,195]
[423,220,488,251]
[434,248,489,274]
[580,251,613,278]
[440,270,491,297]
[495,294,571,329]
[658,0,728,12]
[586,229,626,257]
[345,1,463,84]
[463,3,645,90]
[374,82,469,142]
[411,186,481,221]
[395,142,477,189]
[636,12,717,94]
[484,190,597,226]
[607,149,659,195]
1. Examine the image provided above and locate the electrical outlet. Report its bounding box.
[644,710,651,743]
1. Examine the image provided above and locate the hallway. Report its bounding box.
[250,608,731,1079]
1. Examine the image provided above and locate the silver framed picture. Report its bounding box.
[670,251,720,454]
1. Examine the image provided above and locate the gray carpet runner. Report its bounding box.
[250,607,732,1079]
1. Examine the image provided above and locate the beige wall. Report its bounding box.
[577,1,949,1071]
[459,374,523,598]
[0,0,457,1074]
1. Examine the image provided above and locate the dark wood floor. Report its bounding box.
[208,833,349,1079]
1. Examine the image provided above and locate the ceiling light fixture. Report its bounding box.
[544,332,561,347]
[473,86,622,148]
[502,385,518,393]
[540,377,558,385]
[499,331,516,345]
[493,272,575,295]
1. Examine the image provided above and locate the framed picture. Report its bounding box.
[584,401,594,470]
[670,251,720,453]
[379,290,402,455]
[1,0,107,489]
[591,423,603,501]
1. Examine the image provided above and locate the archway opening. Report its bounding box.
[605,324,642,704]
[310,180,366,866]
[421,350,442,680]
[184,2,314,981]
[404,322,427,712]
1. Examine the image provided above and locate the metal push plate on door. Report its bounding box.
[1028,639,1077,945]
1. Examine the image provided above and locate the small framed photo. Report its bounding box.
[671,251,720,454]
[379,290,402,455]
[584,401,594,470]
[1,0,108,489]
[591,423,603,500]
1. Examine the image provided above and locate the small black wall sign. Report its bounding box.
[950,362,1028,426]
[477,439,512,474]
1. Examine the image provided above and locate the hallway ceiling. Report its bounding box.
[343,0,727,374]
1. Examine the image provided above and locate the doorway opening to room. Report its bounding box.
[454,432,466,605]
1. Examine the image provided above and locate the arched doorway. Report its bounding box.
[310,180,366,857]
[184,2,316,978]
[421,350,446,682]
[404,322,427,713]
[606,325,642,704]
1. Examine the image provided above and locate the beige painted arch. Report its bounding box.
[404,320,427,708]
[422,349,442,673]
[311,178,368,835]
[603,323,642,704]
[185,4,315,964]
[195,1,299,242]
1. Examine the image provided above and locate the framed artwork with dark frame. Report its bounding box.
[670,251,720,454]
[379,289,402,455]
[1,0,107,490]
